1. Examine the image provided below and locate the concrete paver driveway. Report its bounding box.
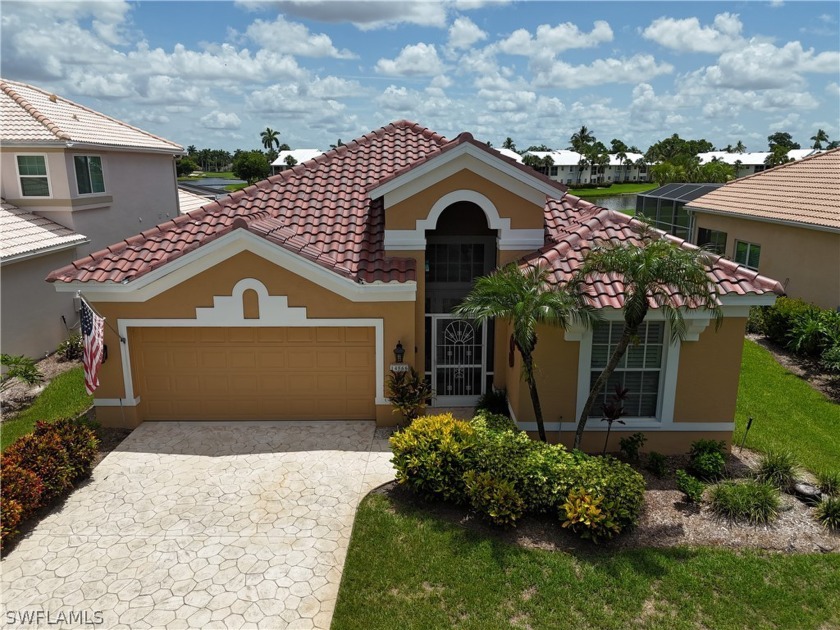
[1,421,395,629]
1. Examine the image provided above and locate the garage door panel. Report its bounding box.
[199,350,228,368]
[133,326,376,421]
[199,329,227,343]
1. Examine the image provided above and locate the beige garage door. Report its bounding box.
[131,327,376,420]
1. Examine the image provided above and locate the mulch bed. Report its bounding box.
[377,447,838,555]
[1,354,81,417]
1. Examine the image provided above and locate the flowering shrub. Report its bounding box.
[34,418,99,479]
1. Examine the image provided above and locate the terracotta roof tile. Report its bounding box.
[1,79,182,153]
[47,121,780,305]
[529,195,783,308]
[686,148,840,230]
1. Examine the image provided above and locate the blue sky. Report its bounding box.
[2,1,838,153]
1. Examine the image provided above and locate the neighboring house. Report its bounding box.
[495,148,522,163]
[525,150,648,185]
[697,149,823,178]
[177,187,214,215]
[1,199,89,357]
[271,149,324,174]
[687,148,840,310]
[0,78,183,357]
[636,183,725,242]
[48,121,781,453]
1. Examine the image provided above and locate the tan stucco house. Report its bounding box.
[0,79,184,358]
[48,121,782,453]
[687,148,840,311]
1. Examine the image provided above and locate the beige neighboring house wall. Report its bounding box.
[693,212,840,310]
[687,148,840,311]
[0,78,183,358]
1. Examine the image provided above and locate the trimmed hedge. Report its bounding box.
[390,414,645,541]
[1,418,99,550]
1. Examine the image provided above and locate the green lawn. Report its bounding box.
[224,183,250,192]
[734,339,839,473]
[177,171,238,181]
[569,182,658,198]
[333,493,840,630]
[1,367,92,451]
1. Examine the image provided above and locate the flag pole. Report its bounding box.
[77,292,126,343]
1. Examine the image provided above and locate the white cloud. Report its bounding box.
[642,13,744,54]
[242,15,356,58]
[200,111,242,129]
[827,82,840,99]
[497,20,613,56]
[699,40,840,90]
[533,54,673,88]
[447,17,487,50]
[256,1,448,30]
[375,43,445,76]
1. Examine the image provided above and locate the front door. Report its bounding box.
[430,315,486,406]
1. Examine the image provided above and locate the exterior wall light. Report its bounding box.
[390,340,409,373]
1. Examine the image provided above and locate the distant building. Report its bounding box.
[523,150,648,185]
[696,149,824,178]
[271,149,324,174]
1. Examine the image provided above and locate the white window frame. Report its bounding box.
[73,155,106,196]
[733,240,761,271]
[572,315,678,427]
[587,320,668,420]
[15,153,52,198]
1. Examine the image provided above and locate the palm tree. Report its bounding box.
[734,140,746,153]
[571,225,722,449]
[569,125,595,152]
[260,127,280,151]
[811,129,829,150]
[455,263,595,442]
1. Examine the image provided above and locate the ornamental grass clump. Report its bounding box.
[753,450,800,491]
[709,480,780,525]
[816,470,840,497]
[814,497,840,530]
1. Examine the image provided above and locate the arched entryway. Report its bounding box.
[424,201,497,405]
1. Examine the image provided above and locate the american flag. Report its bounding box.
[81,300,104,395]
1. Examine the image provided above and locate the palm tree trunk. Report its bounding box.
[521,351,547,443]
[573,323,638,450]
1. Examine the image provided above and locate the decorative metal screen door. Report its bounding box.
[431,315,486,406]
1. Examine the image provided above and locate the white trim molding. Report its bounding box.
[54,229,416,304]
[384,189,545,251]
[114,278,388,408]
[94,397,141,407]
[370,141,563,202]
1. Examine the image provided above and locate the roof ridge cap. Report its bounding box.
[1,80,70,141]
[4,79,182,151]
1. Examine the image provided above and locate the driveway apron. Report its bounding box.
[1,421,395,629]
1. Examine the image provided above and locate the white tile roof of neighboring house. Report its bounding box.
[0,79,183,153]
[0,199,87,262]
[495,148,523,163]
[526,150,645,167]
[607,152,644,166]
[697,149,822,166]
[271,149,324,167]
[177,188,212,215]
